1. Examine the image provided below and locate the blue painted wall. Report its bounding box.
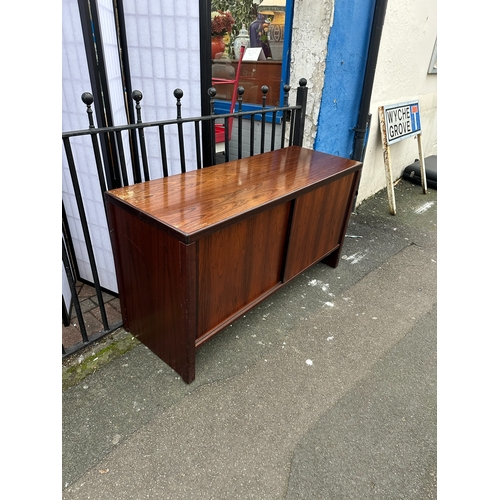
[314,0,376,158]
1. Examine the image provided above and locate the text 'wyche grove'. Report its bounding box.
[386,106,413,139]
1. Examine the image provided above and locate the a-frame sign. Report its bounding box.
[379,100,427,215]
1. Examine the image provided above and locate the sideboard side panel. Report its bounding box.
[322,169,361,269]
[283,172,357,282]
[106,201,196,383]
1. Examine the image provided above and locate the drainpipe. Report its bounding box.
[351,0,389,162]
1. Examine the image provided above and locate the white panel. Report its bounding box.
[97,0,127,124]
[62,0,118,293]
[123,0,201,177]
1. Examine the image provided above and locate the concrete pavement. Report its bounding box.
[62,179,437,499]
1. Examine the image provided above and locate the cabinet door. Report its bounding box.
[197,202,291,339]
[283,173,357,282]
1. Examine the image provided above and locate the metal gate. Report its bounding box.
[62,79,308,357]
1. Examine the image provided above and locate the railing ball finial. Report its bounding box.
[132,90,143,103]
[132,90,143,123]
[81,92,94,106]
[237,86,245,112]
[81,92,95,128]
[261,85,268,109]
[283,84,291,107]
[208,87,217,116]
[174,88,184,119]
[299,78,307,87]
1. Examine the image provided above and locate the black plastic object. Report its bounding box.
[403,155,437,190]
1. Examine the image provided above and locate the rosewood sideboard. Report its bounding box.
[104,146,362,383]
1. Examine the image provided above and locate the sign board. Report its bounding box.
[378,100,427,215]
[383,101,421,145]
[242,47,266,61]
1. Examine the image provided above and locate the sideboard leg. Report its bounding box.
[177,241,197,384]
[322,248,341,268]
[179,359,195,384]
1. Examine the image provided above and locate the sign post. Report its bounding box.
[379,100,427,215]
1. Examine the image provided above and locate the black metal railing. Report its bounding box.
[62,79,308,358]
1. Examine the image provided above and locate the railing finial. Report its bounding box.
[261,85,269,108]
[132,90,143,123]
[173,88,183,120]
[208,87,217,115]
[81,92,95,129]
[237,86,245,112]
[283,84,291,108]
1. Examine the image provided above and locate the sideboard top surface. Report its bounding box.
[105,146,362,243]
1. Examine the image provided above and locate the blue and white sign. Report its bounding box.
[383,101,421,145]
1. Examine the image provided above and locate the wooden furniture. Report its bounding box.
[104,146,362,383]
[211,60,282,106]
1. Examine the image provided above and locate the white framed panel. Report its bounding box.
[123,0,202,177]
[62,0,118,293]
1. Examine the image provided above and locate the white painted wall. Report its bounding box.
[288,0,334,149]
[355,0,437,203]
[287,0,437,203]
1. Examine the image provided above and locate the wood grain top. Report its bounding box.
[105,146,362,243]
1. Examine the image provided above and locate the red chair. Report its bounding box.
[212,45,245,153]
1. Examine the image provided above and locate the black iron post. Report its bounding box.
[208,87,217,166]
[292,78,308,147]
[199,0,213,168]
[174,88,187,173]
[132,90,150,182]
